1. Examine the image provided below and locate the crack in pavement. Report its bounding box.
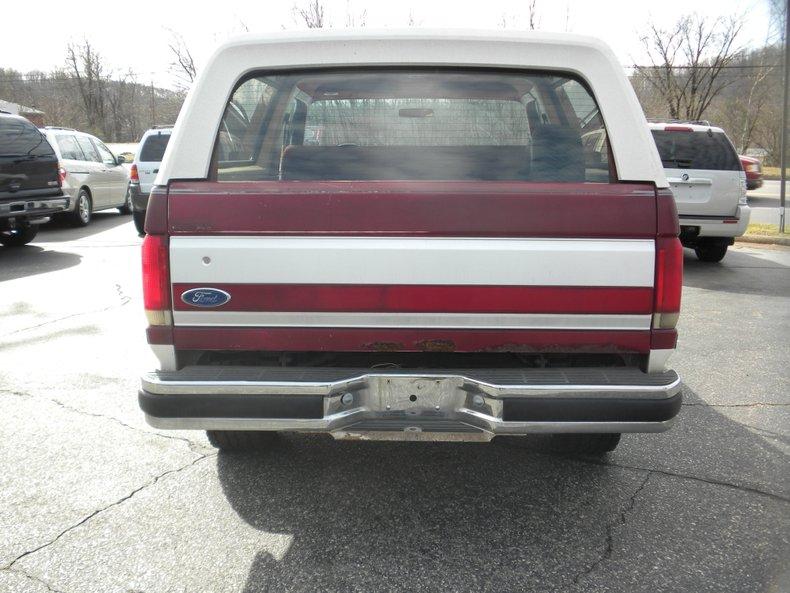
[574,455,790,504]
[570,471,652,587]
[682,402,790,408]
[1,389,208,454]
[4,282,131,337]
[2,567,66,593]
[497,442,790,503]
[2,453,215,573]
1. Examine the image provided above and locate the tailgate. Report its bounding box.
[165,181,658,354]
[136,161,160,194]
[666,168,740,217]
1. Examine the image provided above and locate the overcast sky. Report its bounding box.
[0,0,776,88]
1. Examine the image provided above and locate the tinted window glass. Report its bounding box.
[651,130,740,171]
[215,69,610,183]
[0,117,54,157]
[76,136,101,162]
[139,133,171,162]
[56,135,85,160]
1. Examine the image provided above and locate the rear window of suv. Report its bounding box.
[139,133,171,162]
[0,117,54,158]
[651,130,741,171]
[213,69,612,183]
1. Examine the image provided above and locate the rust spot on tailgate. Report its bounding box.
[365,341,405,352]
[416,339,456,352]
[481,342,632,353]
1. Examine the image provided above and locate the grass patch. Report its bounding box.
[763,166,789,178]
[746,223,790,236]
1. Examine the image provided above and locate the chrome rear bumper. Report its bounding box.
[140,366,682,440]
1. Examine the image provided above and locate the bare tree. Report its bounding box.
[498,2,539,30]
[293,0,327,28]
[766,0,787,43]
[528,0,540,30]
[406,10,420,27]
[498,13,515,29]
[344,0,367,27]
[167,30,197,89]
[66,41,108,136]
[636,14,743,121]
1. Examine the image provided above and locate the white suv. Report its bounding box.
[649,122,750,262]
[40,127,131,226]
[130,126,172,234]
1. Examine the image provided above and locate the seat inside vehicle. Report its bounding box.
[280,133,584,182]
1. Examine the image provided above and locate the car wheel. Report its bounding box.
[551,433,621,455]
[71,190,92,227]
[133,209,146,235]
[694,239,728,263]
[119,186,133,214]
[0,225,39,247]
[206,430,278,452]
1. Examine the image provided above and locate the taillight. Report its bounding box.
[130,163,139,183]
[58,165,67,184]
[664,125,693,132]
[142,234,172,326]
[653,237,683,329]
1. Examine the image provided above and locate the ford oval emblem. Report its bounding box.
[181,288,231,308]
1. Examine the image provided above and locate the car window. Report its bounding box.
[0,118,55,158]
[214,69,611,183]
[93,139,117,166]
[56,135,85,160]
[651,130,741,171]
[139,133,171,162]
[75,136,101,162]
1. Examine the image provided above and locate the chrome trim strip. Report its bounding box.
[145,414,676,435]
[141,371,681,399]
[171,311,652,330]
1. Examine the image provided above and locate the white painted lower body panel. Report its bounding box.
[169,236,656,287]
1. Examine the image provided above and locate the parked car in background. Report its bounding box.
[138,30,683,454]
[130,126,172,234]
[40,127,131,226]
[0,112,68,246]
[739,155,763,190]
[649,122,749,263]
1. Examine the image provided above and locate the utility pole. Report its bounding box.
[149,80,156,127]
[780,0,789,233]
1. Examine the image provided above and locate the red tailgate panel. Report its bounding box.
[167,181,656,237]
[166,180,657,354]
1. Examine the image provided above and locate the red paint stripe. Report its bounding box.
[147,326,173,345]
[172,284,654,314]
[167,181,657,238]
[651,329,677,350]
[172,327,651,353]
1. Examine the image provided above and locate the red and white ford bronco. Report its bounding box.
[138,30,682,454]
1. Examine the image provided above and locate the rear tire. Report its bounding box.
[552,433,621,455]
[0,225,39,247]
[119,186,133,214]
[694,239,728,263]
[133,209,146,235]
[207,430,278,451]
[71,189,92,227]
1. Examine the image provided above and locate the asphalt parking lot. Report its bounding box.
[1,213,788,593]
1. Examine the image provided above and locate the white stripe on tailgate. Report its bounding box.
[172,311,652,330]
[170,237,655,287]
